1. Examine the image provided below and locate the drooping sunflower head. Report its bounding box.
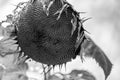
[11,0,85,66]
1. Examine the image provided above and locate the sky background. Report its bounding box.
[0,0,120,80]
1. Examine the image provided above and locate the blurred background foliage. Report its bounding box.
[0,0,120,80]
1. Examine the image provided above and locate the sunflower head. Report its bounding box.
[11,0,85,66]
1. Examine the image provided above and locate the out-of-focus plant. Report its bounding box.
[0,13,28,80]
[48,69,96,80]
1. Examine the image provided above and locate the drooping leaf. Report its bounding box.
[81,35,112,79]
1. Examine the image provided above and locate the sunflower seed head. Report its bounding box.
[11,0,85,66]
